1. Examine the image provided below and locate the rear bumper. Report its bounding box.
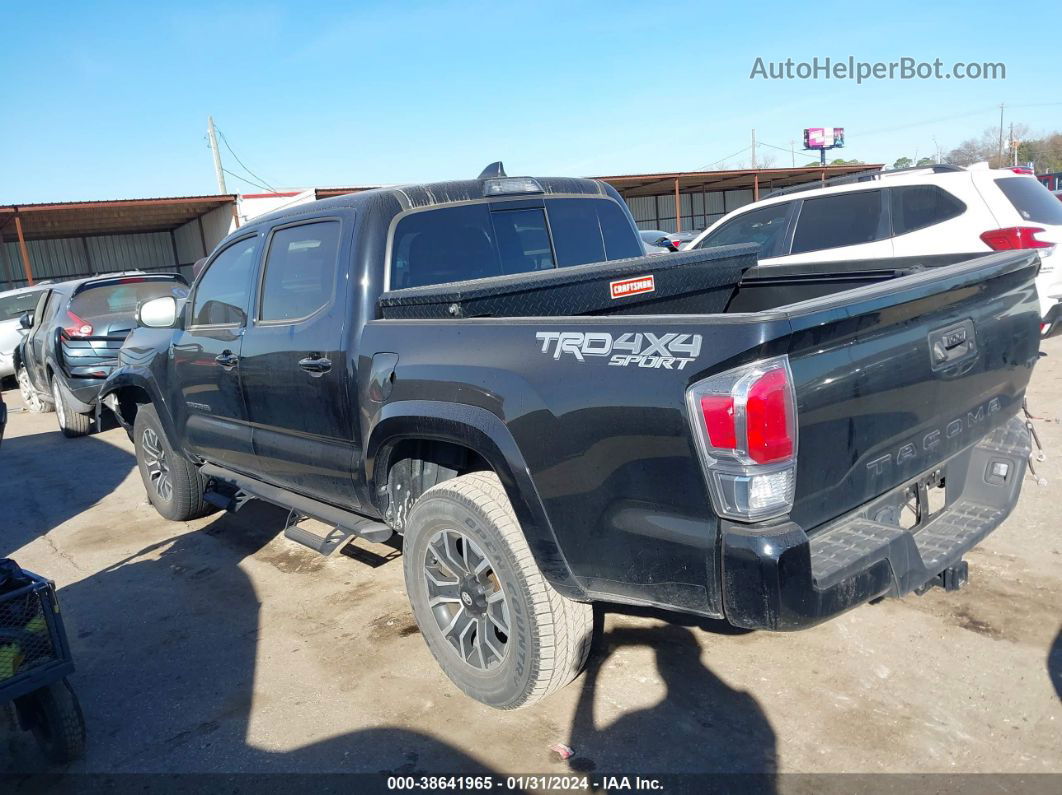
[720,415,1030,630]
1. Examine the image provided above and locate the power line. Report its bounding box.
[215,125,279,193]
[698,145,752,170]
[222,168,274,193]
[857,102,1062,139]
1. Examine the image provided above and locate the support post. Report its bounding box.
[673,178,681,232]
[170,230,181,269]
[14,214,33,286]
[753,174,760,202]
[197,215,208,258]
[81,236,93,276]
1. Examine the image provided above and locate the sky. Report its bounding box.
[2,0,1060,203]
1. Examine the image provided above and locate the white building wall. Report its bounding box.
[199,203,238,255]
[237,190,316,224]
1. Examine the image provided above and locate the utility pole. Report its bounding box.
[751,129,757,169]
[997,103,1005,168]
[789,139,795,167]
[207,116,228,194]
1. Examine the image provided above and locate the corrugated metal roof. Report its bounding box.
[0,194,237,241]
[596,165,884,197]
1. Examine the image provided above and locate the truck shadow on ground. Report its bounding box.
[4,496,775,788]
[0,429,135,557]
[563,610,776,780]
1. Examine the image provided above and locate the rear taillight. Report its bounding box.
[687,355,798,521]
[980,226,1053,250]
[63,310,93,338]
[1010,167,1034,175]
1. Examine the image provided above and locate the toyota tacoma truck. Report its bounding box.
[100,164,1041,709]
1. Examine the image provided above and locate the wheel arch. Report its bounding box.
[366,400,585,600]
[100,371,178,444]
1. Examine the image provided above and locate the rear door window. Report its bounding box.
[890,185,966,235]
[790,191,885,255]
[258,221,341,322]
[994,177,1062,225]
[695,202,792,256]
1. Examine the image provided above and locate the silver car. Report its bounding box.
[0,285,46,378]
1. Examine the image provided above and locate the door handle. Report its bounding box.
[215,351,239,369]
[298,355,332,376]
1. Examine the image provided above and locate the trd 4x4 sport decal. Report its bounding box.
[535,331,702,369]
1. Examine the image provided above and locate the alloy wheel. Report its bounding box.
[51,380,66,429]
[140,427,173,502]
[423,529,511,671]
[17,370,43,412]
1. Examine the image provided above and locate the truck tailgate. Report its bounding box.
[783,250,1041,533]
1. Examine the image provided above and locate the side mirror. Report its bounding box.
[138,296,178,328]
[18,312,33,329]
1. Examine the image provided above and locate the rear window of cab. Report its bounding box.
[389,198,642,289]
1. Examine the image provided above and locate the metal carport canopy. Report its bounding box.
[0,194,237,284]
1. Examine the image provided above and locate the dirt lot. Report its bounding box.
[1,340,1060,779]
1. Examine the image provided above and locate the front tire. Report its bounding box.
[52,377,91,438]
[17,368,51,414]
[403,471,593,709]
[133,404,213,521]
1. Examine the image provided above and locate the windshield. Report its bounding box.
[994,177,1062,225]
[0,290,43,321]
[69,278,188,324]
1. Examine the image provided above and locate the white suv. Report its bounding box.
[687,163,1062,334]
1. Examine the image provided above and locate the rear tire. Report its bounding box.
[52,377,91,438]
[133,403,213,521]
[402,471,593,709]
[25,679,86,764]
[17,368,51,414]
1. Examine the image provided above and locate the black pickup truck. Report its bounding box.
[100,164,1040,709]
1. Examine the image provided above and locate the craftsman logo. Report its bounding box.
[610,275,655,300]
[536,331,701,369]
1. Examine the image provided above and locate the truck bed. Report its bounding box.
[363,248,1042,620]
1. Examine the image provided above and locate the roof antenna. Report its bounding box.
[478,162,506,179]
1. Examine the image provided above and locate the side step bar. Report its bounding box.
[200,463,393,555]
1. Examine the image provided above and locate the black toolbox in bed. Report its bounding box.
[377,244,757,320]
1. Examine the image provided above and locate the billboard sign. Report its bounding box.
[804,127,845,149]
